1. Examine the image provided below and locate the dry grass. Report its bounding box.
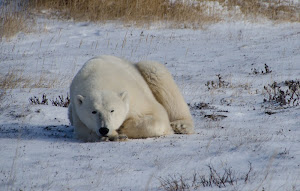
[0,68,64,105]
[0,1,36,40]
[28,0,220,27]
[0,69,61,90]
[1,0,299,39]
[0,12,27,40]
[223,0,300,22]
[28,0,299,23]
[0,69,30,103]
[0,69,30,90]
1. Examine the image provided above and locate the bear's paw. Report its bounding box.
[170,120,194,134]
[100,134,128,142]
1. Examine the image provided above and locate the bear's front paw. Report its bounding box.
[100,136,110,142]
[109,134,128,141]
[100,134,128,142]
[170,120,194,134]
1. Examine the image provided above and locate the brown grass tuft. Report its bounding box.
[1,0,298,39]
[0,2,34,40]
[27,0,300,24]
[28,0,220,28]
[0,69,30,90]
[222,0,300,22]
[0,69,30,103]
[0,12,27,39]
[0,69,62,104]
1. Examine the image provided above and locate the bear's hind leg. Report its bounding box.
[136,61,194,134]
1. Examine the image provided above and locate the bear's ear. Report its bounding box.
[76,95,84,106]
[119,91,128,103]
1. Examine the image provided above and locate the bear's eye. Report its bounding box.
[111,110,114,113]
[92,111,97,114]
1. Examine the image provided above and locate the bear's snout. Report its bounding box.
[99,127,109,136]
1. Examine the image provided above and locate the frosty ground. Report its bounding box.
[0,18,300,191]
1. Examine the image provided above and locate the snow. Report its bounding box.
[0,18,300,191]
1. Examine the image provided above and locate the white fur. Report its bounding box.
[136,61,194,134]
[69,55,194,142]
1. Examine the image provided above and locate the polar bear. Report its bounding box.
[68,55,194,142]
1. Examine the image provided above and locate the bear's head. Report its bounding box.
[75,90,129,137]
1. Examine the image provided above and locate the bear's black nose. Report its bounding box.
[99,128,109,136]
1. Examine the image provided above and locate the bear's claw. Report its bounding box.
[100,134,128,142]
[170,120,194,134]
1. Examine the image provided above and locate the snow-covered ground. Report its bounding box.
[0,18,300,191]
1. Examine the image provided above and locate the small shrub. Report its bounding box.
[263,64,272,74]
[51,94,70,107]
[29,94,70,107]
[251,64,272,75]
[188,102,215,110]
[263,80,300,107]
[205,74,230,90]
[29,93,48,105]
[204,114,227,121]
[159,175,190,191]
[159,163,253,191]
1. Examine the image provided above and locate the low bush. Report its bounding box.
[205,74,230,90]
[159,163,252,190]
[251,64,272,75]
[29,93,70,107]
[263,80,300,107]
